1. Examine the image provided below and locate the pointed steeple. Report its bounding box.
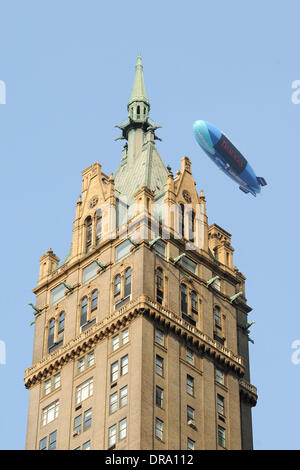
[127,54,150,122]
[128,54,149,108]
[114,54,161,144]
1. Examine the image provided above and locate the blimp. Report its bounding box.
[193,120,267,196]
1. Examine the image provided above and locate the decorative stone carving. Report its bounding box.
[182,190,192,203]
[89,196,99,209]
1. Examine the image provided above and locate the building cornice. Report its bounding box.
[239,378,258,407]
[24,296,246,389]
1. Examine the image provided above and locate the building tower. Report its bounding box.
[25,55,257,450]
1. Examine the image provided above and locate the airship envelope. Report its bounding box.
[193,120,267,197]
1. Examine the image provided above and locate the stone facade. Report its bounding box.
[25,55,257,450]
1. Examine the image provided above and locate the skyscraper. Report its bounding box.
[25,55,257,450]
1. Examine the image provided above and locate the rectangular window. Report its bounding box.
[121,355,128,376]
[77,357,85,374]
[108,424,117,447]
[82,261,98,284]
[115,239,131,262]
[121,328,129,345]
[191,292,198,314]
[112,335,119,352]
[181,256,197,274]
[53,373,61,390]
[215,368,225,385]
[82,440,91,450]
[119,386,128,407]
[39,432,57,451]
[187,437,195,450]
[187,405,195,422]
[217,394,225,416]
[50,284,65,306]
[48,431,57,450]
[87,351,95,368]
[39,437,47,450]
[111,361,119,382]
[42,400,59,426]
[119,417,127,440]
[74,415,82,434]
[44,378,51,396]
[155,355,164,376]
[155,328,164,346]
[84,408,92,430]
[218,426,226,448]
[214,307,222,328]
[109,392,118,414]
[155,418,164,441]
[156,386,164,408]
[186,375,194,396]
[186,347,194,365]
[76,378,93,404]
[181,285,188,315]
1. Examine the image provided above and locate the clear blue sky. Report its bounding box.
[0,0,299,450]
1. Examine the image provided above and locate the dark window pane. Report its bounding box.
[48,318,55,348]
[80,297,88,326]
[181,284,187,315]
[156,386,164,408]
[124,268,131,297]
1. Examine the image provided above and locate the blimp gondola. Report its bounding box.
[193,120,267,197]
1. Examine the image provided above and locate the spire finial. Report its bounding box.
[128,53,149,108]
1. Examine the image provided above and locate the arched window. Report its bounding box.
[188,210,195,242]
[114,275,121,297]
[181,284,187,315]
[48,318,55,349]
[80,297,88,326]
[214,306,221,328]
[191,291,198,314]
[180,204,185,238]
[58,311,65,332]
[91,289,98,311]
[137,105,140,119]
[156,268,164,305]
[124,268,131,297]
[95,209,102,245]
[57,311,65,344]
[143,107,146,116]
[85,216,92,253]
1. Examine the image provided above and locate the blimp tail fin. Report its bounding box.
[257,177,267,186]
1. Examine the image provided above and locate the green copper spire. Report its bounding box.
[128,53,149,108]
